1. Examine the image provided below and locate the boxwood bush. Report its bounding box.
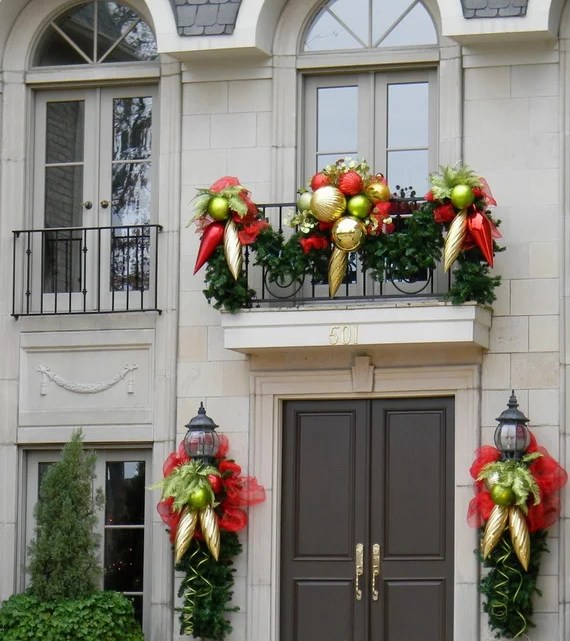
[0,591,144,641]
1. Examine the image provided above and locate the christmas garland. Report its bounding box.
[468,432,567,638]
[191,159,504,313]
[154,436,265,640]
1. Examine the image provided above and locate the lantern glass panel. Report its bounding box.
[184,428,220,460]
[494,421,530,458]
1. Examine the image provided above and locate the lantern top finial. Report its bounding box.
[495,390,529,425]
[185,402,218,431]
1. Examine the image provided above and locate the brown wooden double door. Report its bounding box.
[281,398,454,641]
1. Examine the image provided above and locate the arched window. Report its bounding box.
[304,0,437,51]
[301,0,438,194]
[34,1,157,66]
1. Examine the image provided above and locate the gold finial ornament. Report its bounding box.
[223,219,243,280]
[175,507,199,564]
[509,506,530,571]
[328,247,348,298]
[481,503,509,560]
[200,505,220,561]
[443,209,467,272]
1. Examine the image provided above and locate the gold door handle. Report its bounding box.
[100,200,110,208]
[372,543,380,601]
[355,543,363,601]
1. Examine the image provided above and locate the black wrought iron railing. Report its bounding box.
[12,224,162,317]
[244,200,451,307]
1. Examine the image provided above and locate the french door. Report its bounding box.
[33,86,156,311]
[281,398,454,641]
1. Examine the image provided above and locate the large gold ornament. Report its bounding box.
[366,180,391,203]
[224,219,242,280]
[331,216,366,252]
[443,209,467,272]
[509,506,530,571]
[328,247,348,298]
[310,186,346,223]
[175,507,199,564]
[482,503,509,560]
[200,505,220,561]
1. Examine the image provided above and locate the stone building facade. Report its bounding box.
[0,0,569,640]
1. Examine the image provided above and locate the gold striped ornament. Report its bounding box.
[310,186,347,223]
[200,505,220,561]
[443,209,467,272]
[481,503,509,560]
[224,219,243,280]
[509,506,530,571]
[174,507,199,564]
[328,247,348,298]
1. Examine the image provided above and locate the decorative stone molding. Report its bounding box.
[37,364,138,395]
[170,0,242,36]
[351,355,374,393]
[461,0,528,19]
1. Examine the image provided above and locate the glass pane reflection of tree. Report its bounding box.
[111,97,152,292]
[104,461,145,624]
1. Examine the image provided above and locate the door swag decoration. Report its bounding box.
[468,393,567,638]
[189,159,504,312]
[154,433,265,640]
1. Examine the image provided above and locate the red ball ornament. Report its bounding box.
[310,172,330,191]
[337,170,363,196]
[208,474,222,495]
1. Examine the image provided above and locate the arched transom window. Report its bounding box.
[304,0,437,52]
[34,1,157,66]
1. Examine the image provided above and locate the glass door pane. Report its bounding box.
[43,100,85,293]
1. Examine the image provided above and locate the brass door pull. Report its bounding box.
[372,544,380,601]
[100,200,110,208]
[355,543,363,601]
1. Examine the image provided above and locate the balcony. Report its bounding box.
[12,224,162,317]
[219,202,493,353]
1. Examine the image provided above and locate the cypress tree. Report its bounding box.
[27,430,103,601]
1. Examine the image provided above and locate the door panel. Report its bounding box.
[281,398,454,641]
[282,401,369,641]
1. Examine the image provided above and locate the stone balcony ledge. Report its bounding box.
[220,301,492,354]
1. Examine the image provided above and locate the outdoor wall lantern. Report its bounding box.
[184,402,220,463]
[494,390,531,460]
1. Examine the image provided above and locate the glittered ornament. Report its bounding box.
[310,186,347,223]
[338,170,363,196]
[366,180,391,203]
[310,172,330,191]
[331,216,366,252]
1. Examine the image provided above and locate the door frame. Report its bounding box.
[247,362,481,641]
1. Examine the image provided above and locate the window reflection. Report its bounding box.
[35,1,157,66]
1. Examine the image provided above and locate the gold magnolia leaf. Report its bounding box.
[200,505,220,561]
[175,507,198,564]
[482,503,509,559]
[509,506,530,571]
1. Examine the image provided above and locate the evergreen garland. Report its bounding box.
[176,531,242,641]
[200,202,502,313]
[479,530,548,638]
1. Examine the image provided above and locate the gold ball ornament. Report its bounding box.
[310,186,347,223]
[366,180,391,203]
[331,216,366,252]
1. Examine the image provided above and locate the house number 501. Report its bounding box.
[329,325,359,345]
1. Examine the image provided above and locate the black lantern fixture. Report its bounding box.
[184,402,220,463]
[494,390,530,460]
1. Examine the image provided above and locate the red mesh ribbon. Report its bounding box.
[156,435,266,543]
[467,432,567,531]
